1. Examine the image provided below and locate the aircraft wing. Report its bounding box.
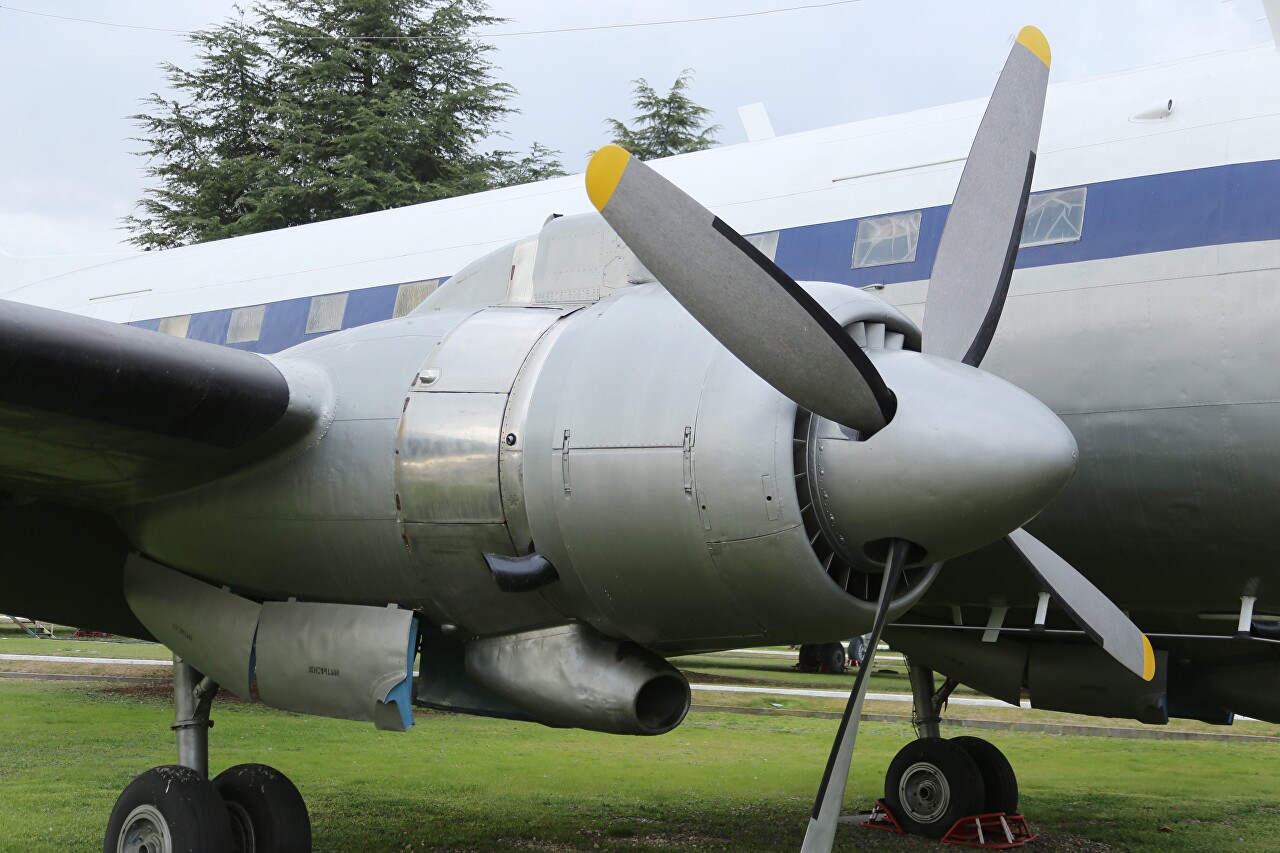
[0,298,328,509]
[0,298,330,636]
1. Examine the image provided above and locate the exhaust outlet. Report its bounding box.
[464,622,690,735]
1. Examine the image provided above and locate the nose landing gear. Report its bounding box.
[102,657,312,853]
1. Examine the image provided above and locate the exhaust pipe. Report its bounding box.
[464,622,689,735]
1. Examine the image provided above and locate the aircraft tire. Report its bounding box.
[213,763,312,853]
[103,765,231,853]
[821,641,847,674]
[884,738,984,839]
[951,736,1019,815]
[847,635,868,667]
[797,644,820,672]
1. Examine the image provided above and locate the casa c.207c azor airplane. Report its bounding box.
[3,23,1280,853]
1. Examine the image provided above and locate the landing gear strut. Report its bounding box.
[881,663,1020,839]
[103,657,312,853]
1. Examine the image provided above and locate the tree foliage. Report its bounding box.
[125,0,564,249]
[604,69,720,161]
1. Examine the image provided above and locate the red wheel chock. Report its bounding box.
[859,800,1036,848]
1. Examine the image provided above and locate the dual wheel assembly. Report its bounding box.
[884,735,1019,839]
[796,641,849,674]
[105,762,310,853]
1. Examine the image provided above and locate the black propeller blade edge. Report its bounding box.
[801,538,910,852]
[922,26,1050,367]
[959,150,1035,367]
[586,144,896,435]
[711,217,898,426]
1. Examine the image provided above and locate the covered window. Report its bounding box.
[744,231,780,262]
[305,293,348,334]
[852,211,921,268]
[1020,187,1086,247]
[157,315,191,338]
[392,279,439,318]
[226,304,266,344]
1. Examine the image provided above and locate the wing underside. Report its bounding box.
[0,298,317,508]
[0,298,324,634]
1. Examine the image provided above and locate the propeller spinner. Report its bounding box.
[587,26,1153,852]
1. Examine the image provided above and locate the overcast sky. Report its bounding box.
[0,0,1273,256]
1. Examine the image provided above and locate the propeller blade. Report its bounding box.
[1007,527,1155,681]
[801,539,910,853]
[922,26,1051,367]
[586,145,896,435]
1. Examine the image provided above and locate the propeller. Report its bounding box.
[586,24,1155,851]
[586,146,896,436]
[921,26,1050,367]
[1007,527,1156,680]
[800,539,908,853]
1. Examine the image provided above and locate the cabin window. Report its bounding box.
[305,293,348,334]
[158,315,191,338]
[392,279,440,318]
[745,231,780,262]
[226,305,266,344]
[852,211,921,268]
[1020,186,1087,247]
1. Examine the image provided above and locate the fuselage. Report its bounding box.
[7,42,1280,645]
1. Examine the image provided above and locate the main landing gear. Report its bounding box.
[796,641,848,674]
[880,663,1020,839]
[103,657,312,853]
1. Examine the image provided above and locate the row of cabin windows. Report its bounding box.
[150,189,1089,342]
[850,186,1088,269]
[156,279,439,342]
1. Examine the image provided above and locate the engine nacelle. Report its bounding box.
[391,265,943,650]
[512,282,938,650]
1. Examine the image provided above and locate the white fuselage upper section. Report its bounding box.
[4,43,1280,325]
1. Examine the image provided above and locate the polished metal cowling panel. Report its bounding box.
[521,286,754,645]
[500,317,576,554]
[397,392,508,524]
[411,305,568,394]
[395,306,574,635]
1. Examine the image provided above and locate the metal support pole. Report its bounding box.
[172,656,216,778]
[1032,591,1051,632]
[1237,596,1258,640]
[908,662,941,740]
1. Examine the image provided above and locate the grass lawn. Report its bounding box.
[0,636,169,659]
[2,679,1280,852]
[671,652,979,696]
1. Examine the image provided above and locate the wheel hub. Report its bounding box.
[118,804,172,853]
[226,800,257,853]
[898,760,952,824]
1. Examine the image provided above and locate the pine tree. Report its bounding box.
[604,69,720,161]
[125,0,564,249]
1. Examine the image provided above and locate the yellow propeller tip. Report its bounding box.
[586,144,632,212]
[1141,634,1156,682]
[1016,25,1051,68]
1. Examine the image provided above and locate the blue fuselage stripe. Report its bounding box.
[129,159,1280,353]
